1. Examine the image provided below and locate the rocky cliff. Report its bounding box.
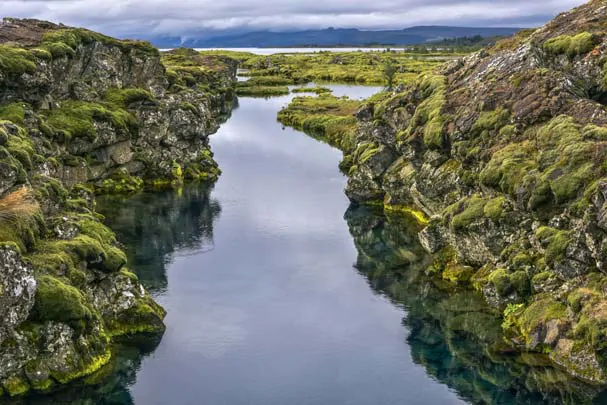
[0,18,236,397]
[341,0,607,383]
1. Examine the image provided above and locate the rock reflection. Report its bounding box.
[0,342,157,405]
[345,206,604,405]
[97,183,221,294]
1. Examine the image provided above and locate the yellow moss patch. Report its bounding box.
[383,204,429,226]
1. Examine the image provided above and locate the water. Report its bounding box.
[191,48,393,55]
[28,86,607,404]
[117,87,464,404]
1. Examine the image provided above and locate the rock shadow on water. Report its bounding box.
[344,205,606,405]
[96,182,222,295]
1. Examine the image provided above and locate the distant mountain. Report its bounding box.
[147,26,522,48]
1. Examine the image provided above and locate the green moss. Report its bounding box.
[2,376,30,397]
[518,300,568,346]
[0,103,27,125]
[567,288,592,314]
[43,42,76,58]
[442,263,474,284]
[471,108,510,136]
[104,87,156,108]
[535,227,571,265]
[488,268,513,296]
[235,84,290,97]
[502,303,525,330]
[41,28,158,59]
[447,195,487,231]
[0,45,37,76]
[179,102,199,115]
[277,95,362,151]
[510,271,531,297]
[171,160,183,180]
[32,275,93,332]
[30,48,52,61]
[50,348,112,384]
[292,87,333,95]
[94,170,144,195]
[6,130,36,170]
[34,229,126,274]
[0,212,42,253]
[46,100,137,140]
[543,32,597,58]
[107,298,166,337]
[483,196,506,220]
[403,74,447,149]
[480,141,537,195]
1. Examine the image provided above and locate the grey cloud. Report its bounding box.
[0,0,588,37]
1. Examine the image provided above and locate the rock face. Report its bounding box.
[342,0,607,383]
[0,18,236,397]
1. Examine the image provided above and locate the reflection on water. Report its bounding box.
[97,185,221,295]
[31,85,607,404]
[345,206,605,405]
[3,343,156,405]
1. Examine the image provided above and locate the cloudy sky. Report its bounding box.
[0,0,588,38]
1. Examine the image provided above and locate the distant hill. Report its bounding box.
[148,26,522,48]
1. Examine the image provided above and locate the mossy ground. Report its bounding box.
[277,94,362,151]
[237,50,461,86]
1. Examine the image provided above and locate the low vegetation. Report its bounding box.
[277,94,363,151]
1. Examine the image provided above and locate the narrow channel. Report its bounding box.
[34,86,603,404]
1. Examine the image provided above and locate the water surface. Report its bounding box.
[30,85,607,404]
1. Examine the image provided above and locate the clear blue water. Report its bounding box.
[26,87,607,404]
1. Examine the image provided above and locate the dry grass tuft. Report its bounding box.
[0,187,39,222]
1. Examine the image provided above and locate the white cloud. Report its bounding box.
[0,0,587,36]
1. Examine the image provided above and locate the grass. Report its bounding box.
[0,187,39,222]
[292,87,333,95]
[235,84,290,97]
[240,50,460,87]
[277,94,362,151]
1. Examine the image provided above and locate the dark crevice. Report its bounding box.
[588,87,607,106]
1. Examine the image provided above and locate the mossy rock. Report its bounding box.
[543,32,598,58]
[32,275,93,333]
[2,375,30,397]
